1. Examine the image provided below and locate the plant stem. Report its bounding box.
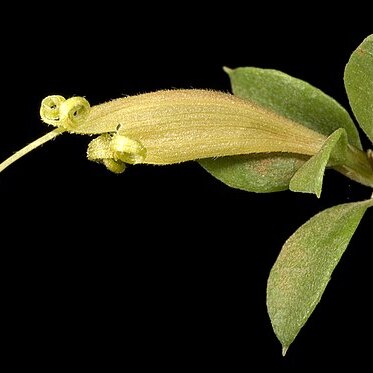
[334,145,373,189]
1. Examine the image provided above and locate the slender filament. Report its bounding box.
[0,128,65,173]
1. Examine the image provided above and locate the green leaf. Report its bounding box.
[199,153,307,193]
[344,34,373,144]
[267,199,373,355]
[226,67,362,149]
[199,66,362,193]
[289,128,347,197]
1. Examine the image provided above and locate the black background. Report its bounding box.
[1,6,372,371]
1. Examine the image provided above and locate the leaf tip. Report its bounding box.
[282,345,289,356]
[222,66,233,75]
